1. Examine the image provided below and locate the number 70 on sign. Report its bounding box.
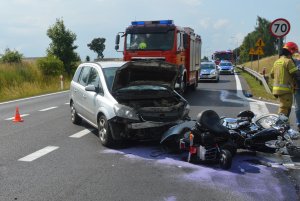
[269,18,290,38]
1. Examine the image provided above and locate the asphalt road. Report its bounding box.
[0,73,299,201]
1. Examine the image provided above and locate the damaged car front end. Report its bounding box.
[110,61,190,141]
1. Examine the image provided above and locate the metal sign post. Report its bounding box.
[255,40,265,73]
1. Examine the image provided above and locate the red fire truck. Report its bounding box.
[115,20,202,93]
[212,50,234,65]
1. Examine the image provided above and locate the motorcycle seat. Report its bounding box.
[197,110,230,137]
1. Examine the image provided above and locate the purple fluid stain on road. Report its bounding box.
[101,145,298,201]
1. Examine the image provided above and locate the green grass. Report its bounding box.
[239,55,279,102]
[236,68,276,101]
[0,61,71,102]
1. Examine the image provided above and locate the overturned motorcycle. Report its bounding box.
[160,110,237,170]
[221,111,300,157]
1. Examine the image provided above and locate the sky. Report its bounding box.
[0,0,300,60]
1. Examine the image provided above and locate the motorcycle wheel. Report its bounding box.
[219,149,232,170]
[220,139,237,156]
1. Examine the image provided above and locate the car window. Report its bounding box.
[220,63,231,66]
[102,67,119,91]
[78,66,91,86]
[73,66,82,82]
[87,68,100,86]
[201,64,215,69]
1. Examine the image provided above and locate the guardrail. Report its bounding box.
[236,65,272,94]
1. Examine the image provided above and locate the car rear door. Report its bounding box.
[75,66,91,117]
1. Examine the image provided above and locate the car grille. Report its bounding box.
[140,111,181,122]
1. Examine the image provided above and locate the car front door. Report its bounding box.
[83,66,104,125]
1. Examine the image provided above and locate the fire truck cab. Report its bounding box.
[115,20,201,93]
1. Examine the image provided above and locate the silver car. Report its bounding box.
[70,60,190,147]
[218,61,234,75]
[199,61,219,82]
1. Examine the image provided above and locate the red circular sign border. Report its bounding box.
[269,18,290,38]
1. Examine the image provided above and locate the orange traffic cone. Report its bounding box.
[13,106,24,122]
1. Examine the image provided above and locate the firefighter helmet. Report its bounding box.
[283,42,299,54]
[138,42,147,49]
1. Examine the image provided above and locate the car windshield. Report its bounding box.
[201,64,215,69]
[102,67,118,91]
[214,53,233,61]
[220,63,232,66]
[125,31,174,51]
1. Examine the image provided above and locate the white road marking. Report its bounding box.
[5,114,30,120]
[69,129,92,138]
[65,102,70,105]
[0,91,69,105]
[38,106,58,112]
[234,73,270,114]
[18,146,59,162]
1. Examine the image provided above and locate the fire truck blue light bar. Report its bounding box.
[158,20,173,25]
[131,21,145,25]
[131,20,173,26]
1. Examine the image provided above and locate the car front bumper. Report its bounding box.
[199,74,218,80]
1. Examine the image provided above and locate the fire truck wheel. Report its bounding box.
[179,76,187,94]
[191,79,198,90]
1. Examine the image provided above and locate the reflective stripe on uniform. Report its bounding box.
[289,67,298,74]
[273,86,292,92]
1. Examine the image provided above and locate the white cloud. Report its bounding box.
[180,0,203,6]
[198,18,211,29]
[213,19,230,30]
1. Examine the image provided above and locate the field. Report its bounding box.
[240,55,279,102]
[0,61,71,102]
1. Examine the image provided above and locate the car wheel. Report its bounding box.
[71,102,82,125]
[98,115,115,147]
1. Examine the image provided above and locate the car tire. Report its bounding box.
[98,114,115,147]
[71,102,82,125]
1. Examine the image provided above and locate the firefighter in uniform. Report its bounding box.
[270,42,299,117]
[292,53,300,129]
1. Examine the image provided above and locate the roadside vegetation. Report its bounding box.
[239,55,278,102]
[0,61,71,102]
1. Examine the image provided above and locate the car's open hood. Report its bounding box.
[112,61,179,92]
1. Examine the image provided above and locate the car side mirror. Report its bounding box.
[85,85,96,92]
[85,85,104,95]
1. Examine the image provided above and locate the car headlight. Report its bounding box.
[210,70,216,75]
[113,104,139,120]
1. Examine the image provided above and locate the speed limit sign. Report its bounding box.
[270,18,290,38]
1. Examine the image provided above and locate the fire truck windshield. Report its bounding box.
[126,31,174,51]
[214,52,233,61]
